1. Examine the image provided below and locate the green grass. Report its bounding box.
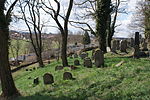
[5,50,150,100]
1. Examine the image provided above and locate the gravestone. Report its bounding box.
[33,67,36,70]
[43,73,54,84]
[74,59,80,66]
[111,40,117,53]
[134,32,140,47]
[83,57,92,68]
[29,69,32,71]
[132,45,140,59]
[141,40,148,51]
[48,60,50,64]
[63,72,75,80]
[33,77,39,85]
[116,40,120,50]
[80,52,88,59]
[94,49,104,67]
[70,65,78,70]
[55,65,63,71]
[130,38,134,47]
[120,40,127,53]
[73,54,78,58]
[26,69,28,71]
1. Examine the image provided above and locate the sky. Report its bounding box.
[9,0,143,38]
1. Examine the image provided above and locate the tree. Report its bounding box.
[0,0,20,98]
[42,0,74,67]
[19,0,45,67]
[96,0,111,52]
[129,0,150,43]
[106,0,121,48]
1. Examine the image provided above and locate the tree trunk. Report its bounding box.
[61,34,68,67]
[96,0,111,53]
[0,29,19,97]
[37,51,44,67]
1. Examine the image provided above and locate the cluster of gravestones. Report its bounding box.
[110,32,150,58]
[33,72,75,85]
[71,49,104,68]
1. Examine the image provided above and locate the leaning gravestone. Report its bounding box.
[120,40,127,53]
[74,59,80,66]
[63,72,75,80]
[43,73,54,84]
[111,39,117,53]
[94,49,104,67]
[83,57,92,68]
[33,77,39,85]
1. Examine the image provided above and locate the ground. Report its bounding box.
[1,50,150,100]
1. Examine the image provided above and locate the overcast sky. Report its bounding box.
[10,0,142,38]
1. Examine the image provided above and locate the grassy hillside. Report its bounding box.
[9,51,150,100]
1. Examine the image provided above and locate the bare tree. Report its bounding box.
[42,0,74,67]
[19,0,45,67]
[0,0,20,98]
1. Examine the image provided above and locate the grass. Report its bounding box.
[2,50,150,100]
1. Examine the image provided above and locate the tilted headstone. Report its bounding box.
[63,72,75,80]
[120,40,127,53]
[83,57,92,68]
[74,59,80,66]
[43,73,54,84]
[94,49,104,67]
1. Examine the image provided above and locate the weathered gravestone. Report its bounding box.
[33,77,39,85]
[141,40,148,51]
[132,45,140,59]
[55,65,63,71]
[43,73,54,84]
[130,38,134,47]
[73,54,78,58]
[48,60,50,64]
[63,72,75,80]
[134,32,140,47]
[120,40,127,53]
[83,57,92,68]
[70,65,78,70]
[111,39,117,53]
[80,52,88,59]
[26,69,28,71]
[116,40,120,50]
[94,49,104,67]
[74,59,80,66]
